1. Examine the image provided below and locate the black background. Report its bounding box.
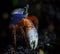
[0,0,60,54]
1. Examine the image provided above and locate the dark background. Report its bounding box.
[0,0,60,53]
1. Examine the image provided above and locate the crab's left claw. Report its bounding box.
[28,29,38,50]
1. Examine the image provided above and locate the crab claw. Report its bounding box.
[28,29,38,50]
